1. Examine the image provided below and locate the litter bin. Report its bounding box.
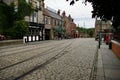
[109,41,112,49]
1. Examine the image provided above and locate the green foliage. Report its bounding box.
[0,0,34,39]
[0,3,16,35]
[0,3,9,34]
[77,27,84,33]
[77,27,94,37]
[87,28,95,37]
[15,0,34,20]
[6,3,15,29]
[68,0,120,29]
[10,20,29,39]
[85,0,120,29]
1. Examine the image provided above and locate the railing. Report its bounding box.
[113,29,120,42]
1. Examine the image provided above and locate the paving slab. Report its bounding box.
[97,42,120,80]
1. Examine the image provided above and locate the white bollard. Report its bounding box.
[23,36,27,43]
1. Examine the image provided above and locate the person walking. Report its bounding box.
[105,33,109,45]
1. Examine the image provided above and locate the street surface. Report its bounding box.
[0,38,98,80]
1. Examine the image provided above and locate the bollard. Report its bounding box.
[109,42,112,49]
[23,36,27,43]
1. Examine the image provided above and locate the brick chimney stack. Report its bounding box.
[62,11,66,17]
[68,14,72,21]
[57,9,60,15]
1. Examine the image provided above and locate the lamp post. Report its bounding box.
[98,20,102,49]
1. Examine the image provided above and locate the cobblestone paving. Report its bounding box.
[0,38,97,80]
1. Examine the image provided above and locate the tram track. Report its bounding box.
[0,40,74,80]
[0,44,51,57]
[0,40,68,70]
[13,40,74,80]
[0,41,65,57]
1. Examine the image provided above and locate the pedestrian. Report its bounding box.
[105,33,109,45]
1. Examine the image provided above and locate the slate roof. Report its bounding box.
[43,9,50,17]
[45,8,62,20]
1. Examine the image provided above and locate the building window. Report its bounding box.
[30,14,34,22]
[54,20,56,26]
[48,19,50,24]
[34,12,37,18]
[14,6,18,12]
[56,20,58,26]
[57,21,59,26]
[36,1,40,9]
[45,17,48,24]
[52,19,55,26]
[30,11,37,22]
[34,12,37,22]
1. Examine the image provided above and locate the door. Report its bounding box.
[45,29,50,40]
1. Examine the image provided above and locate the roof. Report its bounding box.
[45,8,62,20]
[43,9,50,17]
[96,20,111,25]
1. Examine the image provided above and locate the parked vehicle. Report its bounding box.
[0,34,6,40]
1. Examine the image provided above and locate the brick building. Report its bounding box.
[1,0,77,40]
[62,11,77,38]
[43,7,63,40]
[95,18,112,37]
[24,0,45,41]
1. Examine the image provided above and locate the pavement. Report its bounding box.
[97,42,120,80]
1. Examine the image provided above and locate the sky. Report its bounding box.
[44,0,95,28]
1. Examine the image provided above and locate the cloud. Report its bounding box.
[74,17,95,28]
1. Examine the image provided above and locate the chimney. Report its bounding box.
[62,11,66,17]
[57,9,60,15]
[68,14,71,18]
[68,14,72,21]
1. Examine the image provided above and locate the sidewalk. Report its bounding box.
[97,43,120,80]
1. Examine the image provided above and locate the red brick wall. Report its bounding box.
[62,16,76,37]
[112,40,120,59]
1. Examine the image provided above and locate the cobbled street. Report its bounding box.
[0,38,98,80]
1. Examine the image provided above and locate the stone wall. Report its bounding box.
[112,40,120,59]
[0,39,23,46]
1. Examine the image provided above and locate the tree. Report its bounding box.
[0,2,14,35]
[67,0,120,29]
[87,28,94,37]
[15,0,34,20]
[77,27,94,37]
[10,20,29,39]
[77,27,84,33]
[0,0,33,39]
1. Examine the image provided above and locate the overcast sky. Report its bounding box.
[44,0,95,28]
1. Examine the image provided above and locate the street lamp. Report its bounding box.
[98,19,102,49]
